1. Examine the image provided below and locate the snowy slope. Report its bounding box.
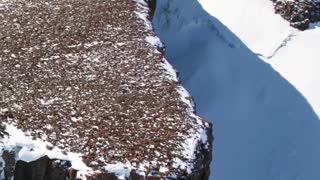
[269,28,320,116]
[153,0,320,180]
[198,0,294,57]
[199,0,320,118]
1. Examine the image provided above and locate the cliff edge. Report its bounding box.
[0,0,213,179]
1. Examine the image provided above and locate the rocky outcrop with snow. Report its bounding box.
[272,0,320,30]
[0,0,212,179]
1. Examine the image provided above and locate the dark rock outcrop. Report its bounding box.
[271,0,320,30]
[0,124,8,138]
[186,124,213,180]
[147,0,157,19]
[1,153,76,180]
[2,151,16,179]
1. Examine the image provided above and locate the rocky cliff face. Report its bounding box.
[2,154,75,180]
[271,0,320,30]
[0,0,213,179]
[1,127,212,180]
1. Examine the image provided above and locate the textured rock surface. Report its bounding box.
[0,0,213,179]
[271,0,320,30]
[1,136,212,180]
[1,153,76,180]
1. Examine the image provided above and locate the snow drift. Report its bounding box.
[153,0,320,180]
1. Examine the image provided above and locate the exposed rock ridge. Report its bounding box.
[0,0,213,179]
[271,0,320,30]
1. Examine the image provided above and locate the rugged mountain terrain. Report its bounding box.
[0,0,212,179]
[1,0,319,179]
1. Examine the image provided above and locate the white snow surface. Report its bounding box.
[104,162,131,180]
[198,0,320,116]
[268,28,320,116]
[153,0,320,180]
[198,0,294,57]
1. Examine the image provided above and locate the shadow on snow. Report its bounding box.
[153,0,320,180]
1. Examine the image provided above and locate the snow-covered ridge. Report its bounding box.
[199,0,320,117]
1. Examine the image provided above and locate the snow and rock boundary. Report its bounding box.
[0,0,212,179]
[152,0,320,179]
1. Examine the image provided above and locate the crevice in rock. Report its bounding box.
[256,32,296,59]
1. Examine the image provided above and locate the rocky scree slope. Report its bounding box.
[0,0,212,179]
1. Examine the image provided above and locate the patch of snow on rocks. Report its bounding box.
[135,0,210,176]
[104,162,132,179]
[0,123,92,179]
